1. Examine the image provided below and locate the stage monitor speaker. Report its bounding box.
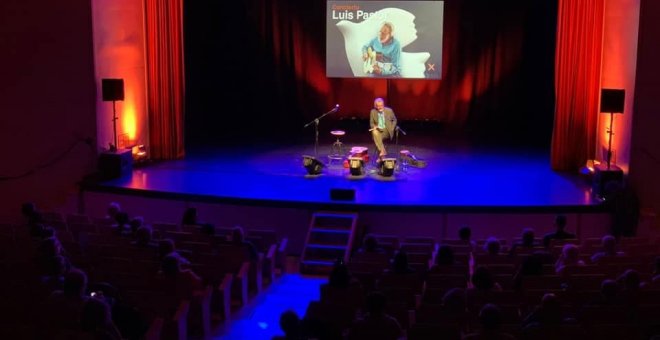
[592,164,623,198]
[330,188,355,201]
[98,150,133,180]
[600,89,625,113]
[102,78,125,101]
[303,155,324,175]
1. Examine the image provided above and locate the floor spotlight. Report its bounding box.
[348,157,364,176]
[378,158,396,177]
[303,155,324,175]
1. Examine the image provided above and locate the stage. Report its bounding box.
[86,130,606,213]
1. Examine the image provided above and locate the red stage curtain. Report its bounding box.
[145,0,185,160]
[551,0,604,171]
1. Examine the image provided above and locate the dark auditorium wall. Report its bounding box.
[630,0,660,219]
[0,0,97,220]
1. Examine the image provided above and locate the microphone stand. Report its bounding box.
[394,125,407,171]
[304,106,337,158]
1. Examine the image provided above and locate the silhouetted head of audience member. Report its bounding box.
[107,202,121,219]
[435,244,455,265]
[329,260,351,289]
[519,252,545,276]
[129,216,143,234]
[619,269,641,292]
[161,254,182,278]
[392,250,412,274]
[63,269,88,298]
[232,226,246,243]
[458,226,472,241]
[363,233,379,252]
[472,266,495,291]
[158,239,176,259]
[201,223,215,236]
[442,287,466,314]
[479,304,502,331]
[484,237,501,255]
[601,235,617,255]
[81,297,113,333]
[114,211,130,227]
[135,226,153,247]
[600,279,619,302]
[555,215,567,231]
[38,237,63,258]
[538,293,562,324]
[522,228,535,247]
[279,309,301,339]
[182,207,198,225]
[365,291,387,316]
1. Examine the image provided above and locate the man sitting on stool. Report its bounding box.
[369,97,397,159]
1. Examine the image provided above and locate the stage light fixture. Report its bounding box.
[348,157,364,176]
[379,158,396,177]
[303,155,324,175]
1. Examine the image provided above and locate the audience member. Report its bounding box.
[160,253,204,299]
[132,226,158,249]
[45,269,90,331]
[347,291,402,340]
[39,255,69,293]
[80,298,123,340]
[483,237,502,255]
[358,233,386,254]
[440,287,469,329]
[463,304,515,340]
[181,207,199,226]
[584,279,621,307]
[434,244,456,266]
[590,235,625,264]
[201,223,216,236]
[106,202,121,220]
[555,244,585,275]
[459,226,477,251]
[128,216,144,235]
[513,251,553,290]
[157,239,191,267]
[231,225,259,261]
[543,215,576,247]
[273,310,303,340]
[470,266,502,292]
[113,211,131,235]
[388,250,416,275]
[509,228,539,255]
[466,266,502,309]
[522,293,567,328]
[328,260,359,289]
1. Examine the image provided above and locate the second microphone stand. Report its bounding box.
[303,106,338,158]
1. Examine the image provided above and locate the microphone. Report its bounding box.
[332,104,340,112]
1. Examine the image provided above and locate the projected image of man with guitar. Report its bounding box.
[362,22,401,76]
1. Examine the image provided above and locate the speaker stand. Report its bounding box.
[606,111,619,170]
[110,100,118,152]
